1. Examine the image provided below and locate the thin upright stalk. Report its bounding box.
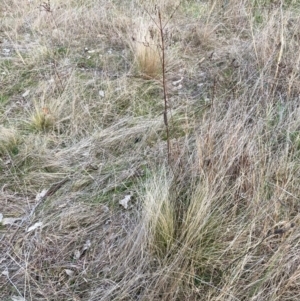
[158,10,171,165]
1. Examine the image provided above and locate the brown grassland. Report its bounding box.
[1,0,300,300]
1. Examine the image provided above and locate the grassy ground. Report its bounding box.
[1,0,300,300]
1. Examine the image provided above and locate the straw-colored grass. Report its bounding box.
[130,18,162,79]
[1,0,300,300]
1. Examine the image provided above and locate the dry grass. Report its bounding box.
[1,0,300,300]
[130,17,162,79]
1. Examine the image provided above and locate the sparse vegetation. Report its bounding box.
[1,0,300,300]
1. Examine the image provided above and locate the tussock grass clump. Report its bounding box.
[27,94,71,132]
[133,167,226,299]
[30,105,56,131]
[142,169,175,255]
[0,127,19,155]
[141,168,224,261]
[130,18,162,79]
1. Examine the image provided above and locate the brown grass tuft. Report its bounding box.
[130,18,162,79]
